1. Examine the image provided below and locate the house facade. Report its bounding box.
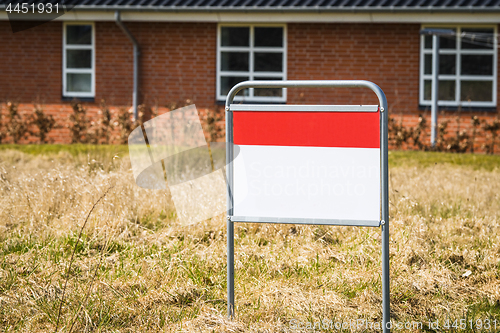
[1,1,499,149]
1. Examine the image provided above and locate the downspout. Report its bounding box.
[115,11,139,120]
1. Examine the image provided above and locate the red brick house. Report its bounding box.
[0,1,499,149]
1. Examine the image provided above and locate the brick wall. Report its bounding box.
[288,23,420,108]
[95,21,217,108]
[0,20,498,151]
[0,21,217,108]
[0,21,62,103]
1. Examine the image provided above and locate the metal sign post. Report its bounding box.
[225,80,390,332]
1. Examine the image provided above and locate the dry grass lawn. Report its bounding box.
[0,147,499,332]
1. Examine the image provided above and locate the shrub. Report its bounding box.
[470,116,481,154]
[115,107,135,145]
[388,113,500,154]
[113,104,153,144]
[388,114,427,151]
[441,115,470,153]
[88,100,114,144]
[68,102,90,144]
[29,104,57,143]
[482,117,500,155]
[388,117,412,150]
[0,105,5,144]
[200,108,225,143]
[411,115,428,150]
[5,102,28,144]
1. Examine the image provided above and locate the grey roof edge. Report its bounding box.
[1,4,499,12]
[60,5,500,12]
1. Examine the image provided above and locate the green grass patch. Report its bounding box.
[0,144,129,157]
[389,150,500,171]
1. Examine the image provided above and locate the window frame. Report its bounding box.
[419,24,497,108]
[62,21,96,98]
[216,23,287,103]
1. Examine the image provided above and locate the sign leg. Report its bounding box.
[382,224,390,332]
[227,217,235,318]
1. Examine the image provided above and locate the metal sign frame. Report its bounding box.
[225,80,390,332]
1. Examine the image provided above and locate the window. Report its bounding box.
[217,25,287,102]
[420,25,497,108]
[63,22,95,98]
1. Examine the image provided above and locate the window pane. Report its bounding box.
[67,73,91,93]
[66,25,92,45]
[221,27,249,47]
[461,54,493,75]
[221,52,249,71]
[254,52,283,72]
[253,77,283,97]
[424,54,455,75]
[461,28,494,50]
[424,80,431,100]
[424,54,432,74]
[423,80,455,101]
[254,27,283,47]
[440,31,456,49]
[424,35,432,49]
[461,81,493,102]
[67,49,91,69]
[221,76,249,96]
[440,54,455,75]
[439,80,455,101]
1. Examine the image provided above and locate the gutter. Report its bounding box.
[115,11,140,121]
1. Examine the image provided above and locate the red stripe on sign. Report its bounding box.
[233,111,380,148]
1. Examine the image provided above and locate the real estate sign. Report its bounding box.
[231,104,380,225]
[225,80,391,333]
